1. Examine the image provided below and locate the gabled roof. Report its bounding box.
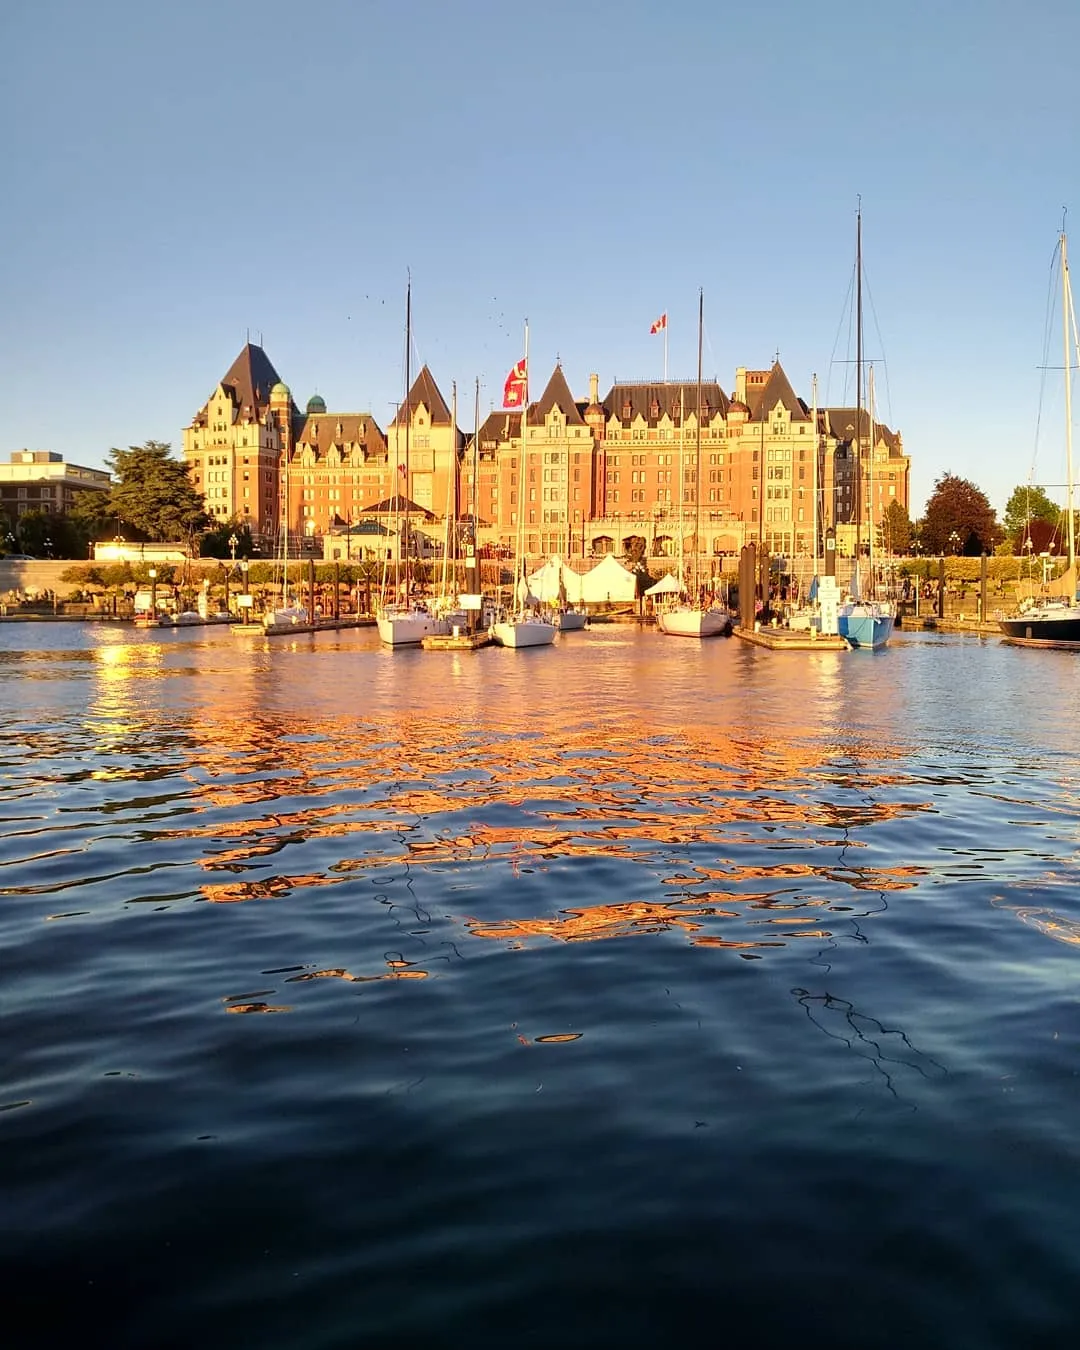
[601,379,729,424]
[390,365,452,426]
[218,342,285,417]
[476,410,521,443]
[294,412,387,457]
[823,407,902,454]
[746,361,810,422]
[528,365,585,426]
[361,495,438,521]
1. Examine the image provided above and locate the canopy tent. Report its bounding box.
[516,556,584,605]
[580,554,638,605]
[644,572,684,597]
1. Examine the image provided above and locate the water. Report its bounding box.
[2,620,1079,1348]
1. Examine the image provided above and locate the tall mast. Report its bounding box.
[1062,229,1076,571]
[695,287,703,599]
[442,381,456,600]
[517,321,529,608]
[868,364,876,580]
[473,376,480,552]
[811,372,819,575]
[403,275,412,597]
[854,202,863,560]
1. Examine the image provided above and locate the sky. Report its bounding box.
[2,0,1079,516]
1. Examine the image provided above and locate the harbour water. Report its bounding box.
[2,621,1079,1348]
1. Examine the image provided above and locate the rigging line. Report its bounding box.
[824,261,857,407]
[862,272,893,429]
[1031,236,1062,481]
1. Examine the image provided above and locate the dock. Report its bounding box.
[736,625,848,652]
[421,630,493,651]
[234,617,375,637]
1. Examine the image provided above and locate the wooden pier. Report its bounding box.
[421,630,493,651]
[736,625,848,652]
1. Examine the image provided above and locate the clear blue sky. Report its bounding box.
[3,0,1078,515]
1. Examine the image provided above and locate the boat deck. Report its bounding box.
[736,625,848,652]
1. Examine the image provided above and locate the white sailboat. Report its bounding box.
[378,279,445,648]
[491,323,555,649]
[657,289,733,639]
[999,224,1080,646]
[259,415,309,631]
[837,206,895,652]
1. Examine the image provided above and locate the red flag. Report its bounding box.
[398,463,406,477]
[503,358,527,408]
[650,313,667,334]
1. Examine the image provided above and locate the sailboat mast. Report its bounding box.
[1062,230,1076,571]
[517,322,529,606]
[473,376,480,563]
[811,372,819,575]
[403,278,411,600]
[695,287,703,600]
[442,381,456,599]
[868,364,876,583]
[855,202,863,561]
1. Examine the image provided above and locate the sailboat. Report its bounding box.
[377,279,446,647]
[491,324,555,649]
[999,226,1080,647]
[657,289,733,638]
[837,206,895,652]
[255,411,309,632]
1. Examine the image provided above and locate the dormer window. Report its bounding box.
[650,399,660,419]
[622,400,632,420]
[701,400,711,420]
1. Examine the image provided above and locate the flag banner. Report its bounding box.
[398,462,406,477]
[650,313,667,334]
[503,358,527,408]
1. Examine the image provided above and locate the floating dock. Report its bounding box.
[421,630,493,651]
[736,625,848,652]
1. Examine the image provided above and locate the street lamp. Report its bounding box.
[949,530,961,556]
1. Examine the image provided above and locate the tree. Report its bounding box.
[919,472,1001,555]
[200,518,254,559]
[14,509,52,556]
[1002,484,1061,546]
[880,500,912,555]
[104,441,210,546]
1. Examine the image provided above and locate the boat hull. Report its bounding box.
[377,609,445,647]
[554,609,587,631]
[999,612,1080,646]
[657,606,733,638]
[838,609,894,650]
[491,617,555,648]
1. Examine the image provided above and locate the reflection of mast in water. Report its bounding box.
[791,985,947,1101]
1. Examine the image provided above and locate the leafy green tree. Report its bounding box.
[15,509,52,556]
[104,441,210,546]
[880,500,912,555]
[68,488,115,548]
[919,472,1001,555]
[200,518,254,559]
[1002,484,1061,542]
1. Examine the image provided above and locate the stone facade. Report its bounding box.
[181,344,910,564]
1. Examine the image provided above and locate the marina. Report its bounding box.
[3,618,1080,1349]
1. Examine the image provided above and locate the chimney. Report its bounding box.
[589,373,599,405]
[735,367,747,404]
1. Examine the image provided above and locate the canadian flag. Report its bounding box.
[650,313,667,334]
[503,358,527,408]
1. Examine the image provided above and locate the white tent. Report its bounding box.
[580,554,638,605]
[517,556,584,605]
[644,572,684,597]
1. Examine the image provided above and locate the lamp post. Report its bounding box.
[229,532,238,564]
[950,530,961,556]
